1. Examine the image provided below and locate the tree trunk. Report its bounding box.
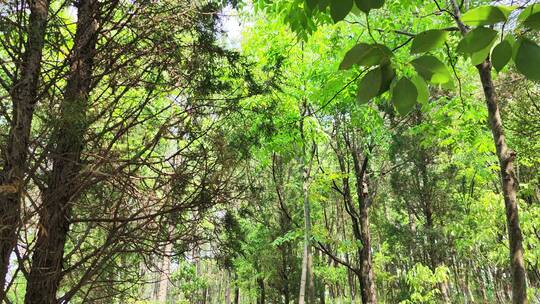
[350,150,377,304]
[334,120,377,304]
[298,165,313,304]
[447,3,528,302]
[0,0,49,298]
[298,100,314,304]
[24,1,99,303]
[477,268,488,304]
[157,241,173,302]
[225,270,231,304]
[234,272,240,304]
[298,221,311,304]
[257,277,265,304]
[477,61,527,304]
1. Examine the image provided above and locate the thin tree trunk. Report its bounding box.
[24,1,99,302]
[234,272,240,304]
[298,99,314,304]
[225,270,231,304]
[477,267,488,304]
[308,248,315,303]
[158,241,173,302]
[464,262,475,303]
[334,118,377,304]
[448,2,527,303]
[0,0,49,298]
[477,62,527,304]
[349,143,377,304]
[298,171,312,304]
[298,210,311,304]
[257,277,265,304]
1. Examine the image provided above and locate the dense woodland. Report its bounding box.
[1,0,540,303]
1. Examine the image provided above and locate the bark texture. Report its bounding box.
[477,61,527,304]
[448,1,528,302]
[0,0,49,298]
[336,123,377,304]
[24,0,99,302]
[351,152,377,304]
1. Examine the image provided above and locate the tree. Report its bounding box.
[2,0,253,302]
[0,0,50,297]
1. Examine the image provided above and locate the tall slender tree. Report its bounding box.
[25,0,100,302]
[0,0,50,297]
[447,1,527,302]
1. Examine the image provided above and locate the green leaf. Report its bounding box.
[470,38,497,65]
[523,12,540,30]
[514,38,540,81]
[461,5,514,26]
[378,63,395,95]
[518,3,540,20]
[411,55,452,84]
[457,27,498,55]
[339,43,392,69]
[350,3,363,15]
[410,29,448,54]
[518,4,540,30]
[356,64,395,104]
[354,0,384,13]
[357,67,382,104]
[411,74,429,105]
[392,77,418,116]
[497,6,516,17]
[306,0,319,11]
[491,40,512,72]
[330,0,353,22]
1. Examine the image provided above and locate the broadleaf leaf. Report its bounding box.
[514,38,540,81]
[339,43,392,69]
[411,55,452,84]
[392,77,418,115]
[357,67,383,104]
[331,0,353,22]
[461,5,514,26]
[354,0,384,13]
[491,40,512,72]
[411,29,448,54]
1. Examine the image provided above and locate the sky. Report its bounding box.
[220,4,250,50]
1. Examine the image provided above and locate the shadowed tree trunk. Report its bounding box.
[350,151,377,304]
[337,124,377,304]
[225,270,231,304]
[234,272,240,304]
[24,0,99,302]
[257,277,265,304]
[157,239,173,302]
[449,1,527,302]
[0,0,49,298]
